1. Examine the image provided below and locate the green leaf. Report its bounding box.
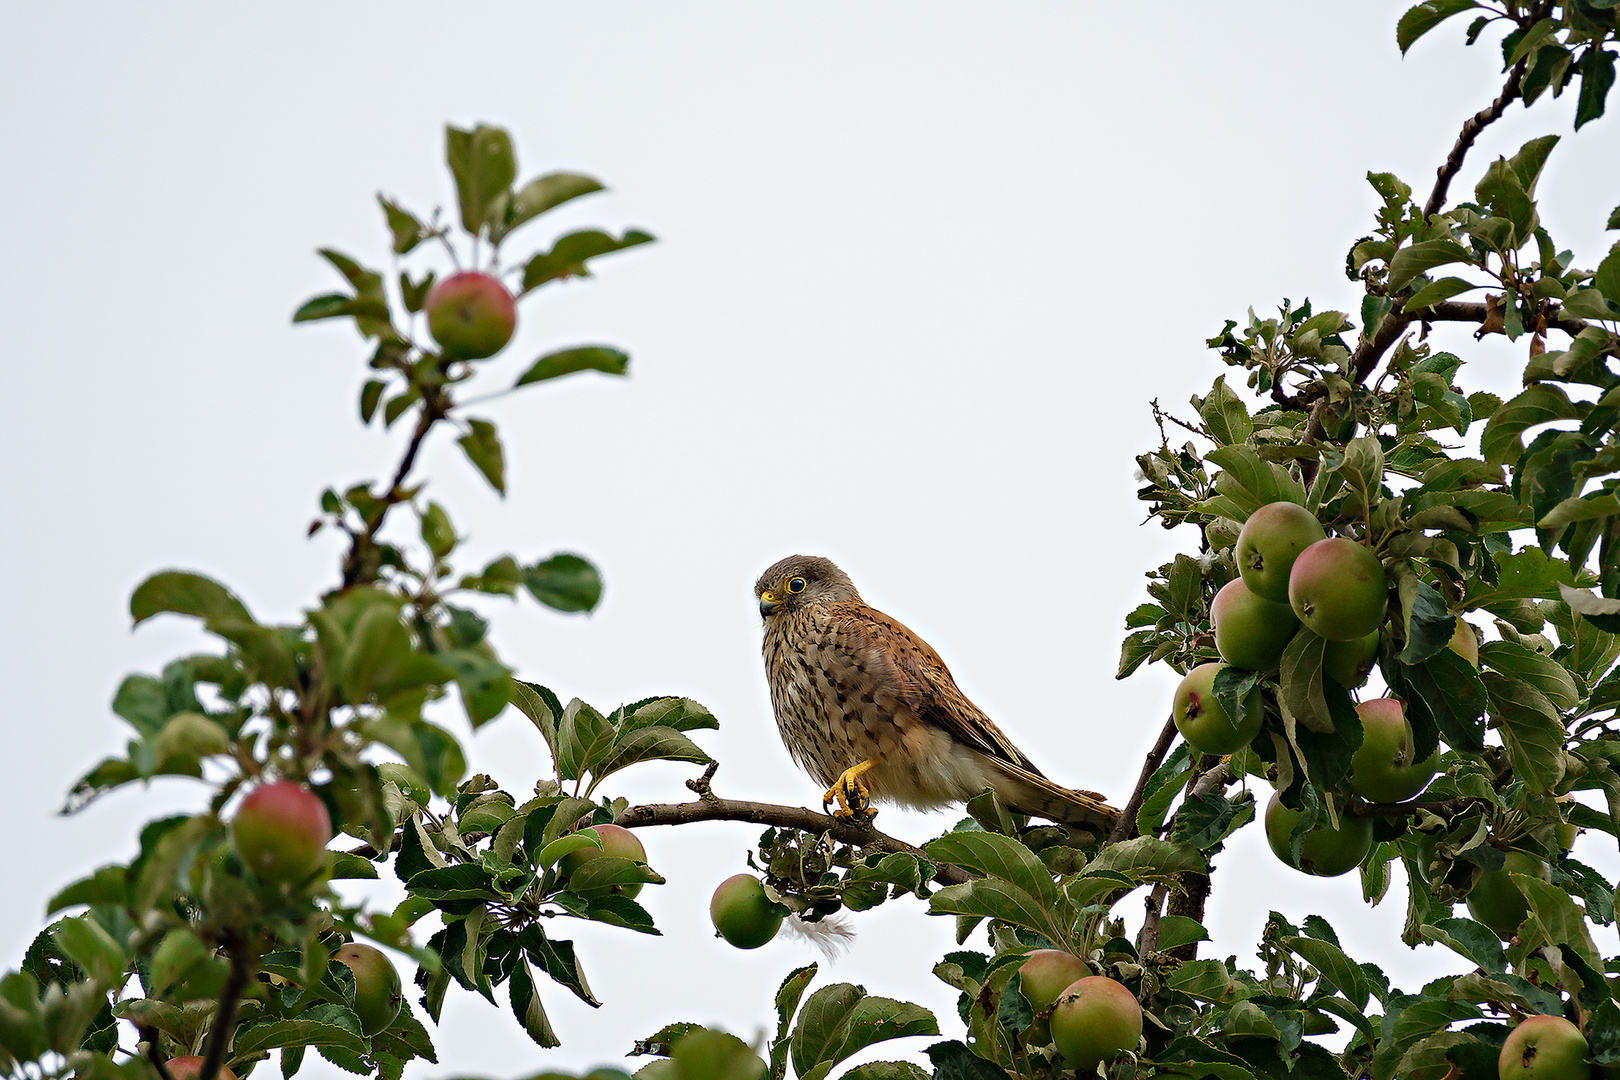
[233,1003,369,1057]
[49,917,126,988]
[564,855,665,897]
[535,831,600,869]
[1537,491,1620,532]
[1420,918,1508,973]
[556,698,615,781]
[1398,581,1456,665]
[507,962,560,1049]
[1593,239,1620,306]
[922,832,1064,914]
[840,1064,929,1080]
[1575,46,1617,130]
[46,866,127,915]
[1478,641,1580,711]
[1157,915,1211,952]
[789,984,936,1079]
[1560,583,1620,632]
[520,929,599,1008]
[130,571,250,627]
[524,553,603,613]
[1197,376,1253,446]
[457,418,506,495]
[445,123,517,236]
[1403,276,1480,312]
[1388,238,1473,291]
[377,196,427,255]
[1396,0,1481,54]
[438,648,512,728]
[1516,875,1602,970]
[1480,384,1585,467]
[774,963,818,1071]
[519,228,656,293]
[488,171,604,244]
[293,293,354,322]
[1481,671,1567,793]
[1206,446,1306,516]
[1284,935,1370,1011]
[590,726,712,787]
[513,346,630,388]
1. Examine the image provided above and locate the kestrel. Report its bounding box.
[755,555,1118,834]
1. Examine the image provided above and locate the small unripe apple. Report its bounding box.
[1212,578,1300,671]
[1555,794,1579,852]
[1323,630,1379,689]
[1348,698,1437,803]
[424,271,516,359]
[1236,502,1327,603]
[334,942,403,1036]
[1499,1014,1591,1080]
[232,781,332,883]
[163,1059,238,1080]
[710,874,783,949]
[1264,792,1373,877]
[560,824,650,899]
[1050,976,1143,1071]
[1173,663,1264,756]
[1449,618,1480,667]
[1466,850,1551,939]
[1019,950,1090,1014]
[1289,537,1388,641]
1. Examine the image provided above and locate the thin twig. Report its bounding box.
[140,1026,177,1080]
[615,797,972,886]
[1108,717,1180,845]
[341,390,447,589]
[1422,52,1532,221]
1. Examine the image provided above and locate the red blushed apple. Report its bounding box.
[334,942,403,1036]
[1212,578,1299,671]
[163,1059,238,1080]
[424,271,516,359]
[1288,537,1388,641]
[231,781,332,883]
[1173,663,1264,756]
[710,874,783,949]
[1050,976,1142,1071]
[1499,1014,1591,1080]
[1264,792,1373,877]
[1348,698,1437,804]
[1236,502,1326,603]
[1019,950,1090,1014]
[560,824,650,899]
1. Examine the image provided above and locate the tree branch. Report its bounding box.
[1423,54,1530,221]
[1425,299,1589,339]
[615,797,972,886]
[140,1026,177,1080]
[1108,717,1180,845]
[198,936,255,1080]
[340,388,449,589]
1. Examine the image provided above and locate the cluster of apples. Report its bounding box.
[1168,502,1462,877]
[423,271,517,359]
[227,782,403,1035]
[1018,951,1143,1071]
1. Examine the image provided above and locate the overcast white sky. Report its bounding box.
[3,3,1618,1078]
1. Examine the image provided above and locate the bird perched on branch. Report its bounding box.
[755,555,1118,834]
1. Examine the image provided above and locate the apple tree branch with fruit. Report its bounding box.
[5,4,1620,1080]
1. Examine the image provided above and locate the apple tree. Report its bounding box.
[3,4,1620,1080]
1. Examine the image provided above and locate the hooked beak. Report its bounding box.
[758,592,779,616]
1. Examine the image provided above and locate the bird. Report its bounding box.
[755,554,1119,834]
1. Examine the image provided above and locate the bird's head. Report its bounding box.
[755,555,860,617]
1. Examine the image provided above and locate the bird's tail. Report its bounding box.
[986,758,1120,836]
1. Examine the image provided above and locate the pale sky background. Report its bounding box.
[3,4,1618,1078]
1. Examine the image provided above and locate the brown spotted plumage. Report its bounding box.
[755,555,1118,833]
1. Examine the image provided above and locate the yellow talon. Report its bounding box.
[822,760,879,821]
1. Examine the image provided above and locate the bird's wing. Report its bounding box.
[825,603,1044,774]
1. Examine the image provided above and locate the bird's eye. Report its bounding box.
[787,577,807,594]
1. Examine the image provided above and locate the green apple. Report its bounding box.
[1323,630,1380,689]
[1019,950,1090,1014]
[1348,698,1437,803]
[163,1059,238,1080]
[425,271,516,359]
[560,824,650,899]
[1173,663,1264,756]
[1236,502,1327,603]
[1288,537,1388,641]
[1212,578,1300,671]
[232,781,332,883]
[1264,792,1373,877]
[334,942,402,1036]
[709,874,783,949]
[1050,976,1143,1071]
[1466,850,1551,939]
[1498,1014,1591,1080]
